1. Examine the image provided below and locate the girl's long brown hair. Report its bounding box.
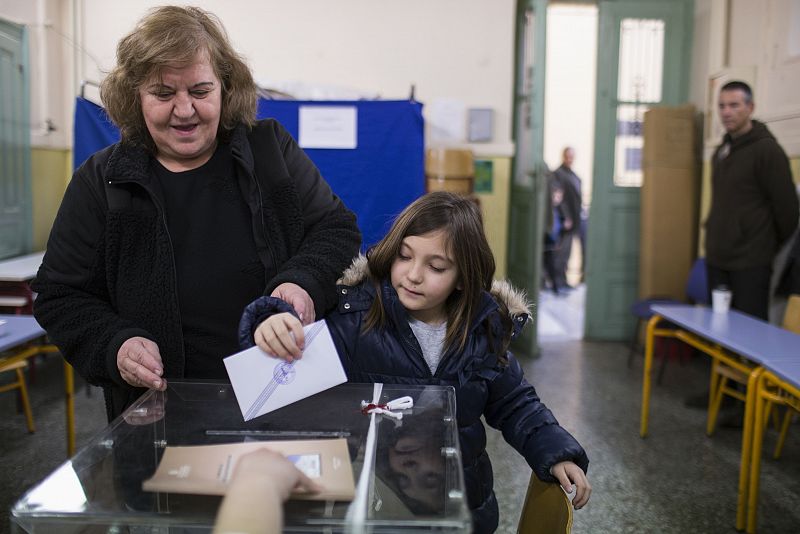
[364,192,496,354]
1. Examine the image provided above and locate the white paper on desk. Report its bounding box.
[224,320,347,421]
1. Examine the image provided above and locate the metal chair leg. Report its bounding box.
[16,366,35,433]
[656,338,675,384]
[773,408,793,459]
[707,375,728,436]
[0,359,36,433]
[627,318,643,368]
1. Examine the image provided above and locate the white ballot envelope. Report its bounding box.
[224,320,347,421]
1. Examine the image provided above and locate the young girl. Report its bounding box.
[239,191,590,533]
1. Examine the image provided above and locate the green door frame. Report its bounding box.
[0,18,32,258]
[508,0,548,357]
[584,0,693,340]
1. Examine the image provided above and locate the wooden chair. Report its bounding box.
[0,356,35,432]
[517,474,573,534]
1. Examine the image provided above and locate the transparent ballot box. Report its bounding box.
[11,381,470,533]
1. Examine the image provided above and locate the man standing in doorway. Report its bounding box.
[552,147,584,289]
[705,80,798,320]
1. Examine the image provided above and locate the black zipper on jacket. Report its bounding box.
[106,177,186,363]
[230,143,279,289]
[251,169,279,281]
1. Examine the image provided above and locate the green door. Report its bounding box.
[0,19,32,259]
[508,0,547,357]
[584,0,692,340]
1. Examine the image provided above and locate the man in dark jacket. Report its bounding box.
[551,147,583,290]
[704,80,799,320]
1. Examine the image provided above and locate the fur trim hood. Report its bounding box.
[337,254,533,318]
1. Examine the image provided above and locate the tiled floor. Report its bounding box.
[537,284,586,341]
[487,288,800,533]
[2,295,799,533]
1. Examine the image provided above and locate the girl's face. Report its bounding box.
[388,435,445,510]
[390,231,460,324]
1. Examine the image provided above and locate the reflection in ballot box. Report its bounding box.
[11,381,470,533]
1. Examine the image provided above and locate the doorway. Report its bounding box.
[513,0,693,345]
[538,3,598,342]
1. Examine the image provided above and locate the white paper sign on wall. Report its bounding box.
[298,106,358,149]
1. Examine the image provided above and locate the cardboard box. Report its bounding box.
[642,105,697,170]
[639,106,700,300]
[425,147,474,179]
[426,176,474,194]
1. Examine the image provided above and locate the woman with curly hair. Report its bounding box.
[33,6,360,421]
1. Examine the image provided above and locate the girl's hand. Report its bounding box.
[550,461,591,510]
[254,313,305,362]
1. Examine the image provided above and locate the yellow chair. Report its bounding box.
[706,353,752,435]
[0,356,35,432]
[517,474,573,534]
[705,295,800,436]
[771,294,800,459]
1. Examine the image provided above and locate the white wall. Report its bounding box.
[745,0,800,158]
[3,0,517,156]
[0,0,73,148]
[690,0,800,158]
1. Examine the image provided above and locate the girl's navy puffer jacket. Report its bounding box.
[240,256,589,533]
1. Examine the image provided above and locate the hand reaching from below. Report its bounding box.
[213,448,321,534]
[236,448,322,500]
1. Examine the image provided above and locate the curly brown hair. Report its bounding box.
[100,5,257,151]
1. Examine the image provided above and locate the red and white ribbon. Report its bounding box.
[360,396,414,420]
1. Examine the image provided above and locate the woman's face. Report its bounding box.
[139,52,222,171]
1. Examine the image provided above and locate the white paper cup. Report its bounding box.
[712,288,732,313]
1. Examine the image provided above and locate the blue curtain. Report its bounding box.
[73,97,425,248]
[73,97,120,171]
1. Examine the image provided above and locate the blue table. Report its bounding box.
[638,304,800,532]
[649,305,799,363]
[0,314,49,351]
[0,314,74,454]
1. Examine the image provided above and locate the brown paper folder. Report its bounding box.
[142,438,355,501]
